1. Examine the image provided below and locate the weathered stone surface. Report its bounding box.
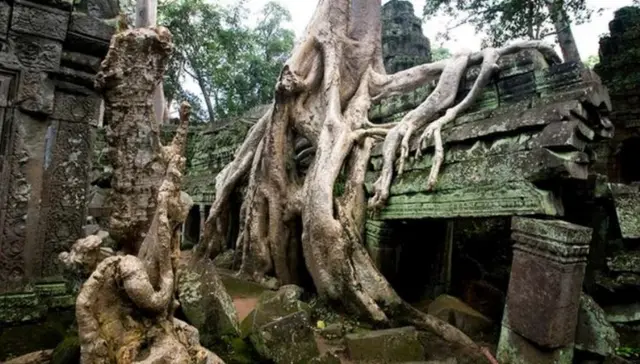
[68,12,115,42]
[502,218,591,349]
[11,2,69,41]
[51,91,102,124]
[381,0,431,73]
[371,182,562,220]
[177,259,240,347]
[608,183,640,239]
[213,249,236,270]
[346,326,426,363]
[0,2,11,38]
[240,285,309,337]
[250,310,320,364]
[427,295,493,337]
[16,71,55,114]
[575,293,620,357]
[497,323,574,364]
[607,251,640,274]
[10,33,62,72]
[603,302,640,323]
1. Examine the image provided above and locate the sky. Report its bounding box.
[221,0,635,58]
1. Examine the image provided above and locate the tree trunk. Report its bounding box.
[193,67,216,123]
[546,0,582,62]
[76,27,225,364]
[135,0,166,125]
[196,0,562,360]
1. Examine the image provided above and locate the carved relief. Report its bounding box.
[39,119,91,277]
[10,33,62,72]
[0,115,32,293]
[16,71,55,114]
[10,2,69,42]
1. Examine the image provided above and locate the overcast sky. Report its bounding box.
[221,0,634,58]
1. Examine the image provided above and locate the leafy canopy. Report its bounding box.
[423,0,600,47]
[159,0,294,123]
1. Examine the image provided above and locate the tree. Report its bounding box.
[69,27,225,363]
[194,0,561,359]
[159,0,294,123]
[424,0,596,62]
[159,0,249,123]
[432,47,452,61]
[583,54,599,69]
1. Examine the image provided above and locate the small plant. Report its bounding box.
[616,346,640,359]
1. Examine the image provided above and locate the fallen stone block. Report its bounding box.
[575,293,620,358]
[240,284,309,337]
[346,326,426,363]
[177,259,240,348]
[250,310,320,364]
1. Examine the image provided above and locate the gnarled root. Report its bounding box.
[369,42,559,208]
[76,103,221,364]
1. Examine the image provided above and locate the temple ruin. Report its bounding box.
[0,0,639,363]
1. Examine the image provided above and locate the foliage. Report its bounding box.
[432,47,452,61]
[158,0,294,123]
[423,0,599,47]
[583,54,599,69]
[616,346,640,359]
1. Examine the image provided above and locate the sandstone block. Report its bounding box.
[346,326,426,363]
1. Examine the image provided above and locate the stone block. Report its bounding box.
[250,311,320,364]
[346,326,426,363]
[177,259,240,348]
[10,32,62,72]
[608,183,640,239]
[16,71,54,114]
[504,217,591,349]
[575,293,620,357]
[497,323,574,364]
[505,251,586,348]
[51,91,102,124]
[0,2,11,39]
[10,1,69,41]
[68,12,114,42]
[240,285,309,338]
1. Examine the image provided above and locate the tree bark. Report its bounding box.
[196,0,562,360]
[546,0,582,62]
[73,27,226,363]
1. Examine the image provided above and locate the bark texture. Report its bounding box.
[75,102,223,364]
[197,0,562,358]
[96,27,172,253]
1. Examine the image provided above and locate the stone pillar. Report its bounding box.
[497,217,592,364]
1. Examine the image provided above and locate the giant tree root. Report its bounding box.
[75,103,224,364]
[196,0,562,361]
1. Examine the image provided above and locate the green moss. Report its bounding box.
[0,310,75,361]
[51,335,80,364]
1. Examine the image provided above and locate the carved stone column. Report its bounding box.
[497,217,592,364]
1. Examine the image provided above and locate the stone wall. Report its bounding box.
[594,6,640,183]
[591,6,640,348]
[0,0,114,327]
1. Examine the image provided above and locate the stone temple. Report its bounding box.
[1,0,639,363]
